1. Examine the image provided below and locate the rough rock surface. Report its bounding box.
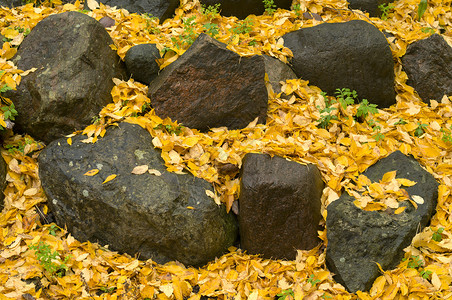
[199,0,292,19]
[94,0,179,23]
[239,153,324,260]
[262,55,298,96]
[148,33,268,131]
[348,0,394,17]
[401,34,452,103]
[125,43,161,85]
[0,155,7,211]
[283,20,396,108]
[38,122,238,266]
[326,151,439,293]
[5,11,127,144]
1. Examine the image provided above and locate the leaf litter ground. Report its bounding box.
[1,0,452,299]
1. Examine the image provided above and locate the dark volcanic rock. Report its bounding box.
[5,11,127,144]
[95,0,179,23]
[283,20,396,108]
[0,155,7,211]
[99,16,116,28]
[348,0,394,17]
[125,43,161,85]
[199,0,292,19]
[239,153,324,260]
[326,151,439,292]
[38,122,238,266]
[262,55,298,96]
[148,33,268,131]
[401,34,452,103]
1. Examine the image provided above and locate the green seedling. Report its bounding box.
[0,84,12,93]
[405,255,424,269]
[421,27,435,34]
[143,13,160,34]
[432,227,444,242]
[335,88,357,109]
[201,3,221,21]
[307,274,321,286]
[378,2,395,20]
[248,39,257,46]
[263,0,277,15]
[292,4,302,17]
[441,127,452,144]
[413,123,428,137]
[395,118,408,125]
[317,106,337,129]
[356,99,378,121]
[154,124,185,135]
[420,269,432,280]
[29,241,70,277]
[277,288,294,300]
[99,286,116,294]
[203,22,219,38]
[230,18,254,35]
[171,16,198,49]
[48,224,59,236]
[418,0,428,21]
[369,120,385,142]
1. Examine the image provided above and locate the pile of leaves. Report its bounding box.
[1,0,452,299]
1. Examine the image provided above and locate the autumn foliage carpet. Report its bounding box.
[1,0,452,299]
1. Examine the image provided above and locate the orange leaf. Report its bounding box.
[84,169,99,176]
[102,174,117,184]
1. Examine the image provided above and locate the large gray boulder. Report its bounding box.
[401,34,452,103]
[283,20,396,108]
[326,151,438,292]
[239,153,324,260]
[148,33,268,131]
[4,11,127,144]
[38,122,238,266]
[199,0,292,19]
[0,155,7,211]
[124,43,161,85]
[92,0,179,23]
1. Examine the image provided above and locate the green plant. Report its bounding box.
[14,26,30,36]
[395,118,407,125]
[201,3,221,21]
[230,18,254,35]
[263,0,277,15]
[420,269,432,280]
[248,39,257,46]
[48,224,59,236]
[307,274,320,286]
[29,241,70,277]
[4,137,33,155]
[317,106,337,129]
[335,88,357,109]
[356,99,378,121]
[405,255,424,269]
[143,13,160,34]
[432,227,444,242]
[421,27,435,34]
[99,286,117,294]
[203,22,219,38]
[171,16,198,49]
[413,123,428,137]
[418,0,428,21]
[277,288,294,300]
[378,2,395,20]
[441,127,452,144]
[154,124,185,135]
[292,4,302,17]
[0,84,12,93]
[369,119,385,142]
[0,102,18,130]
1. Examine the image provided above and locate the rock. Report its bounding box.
[262,55,298,97]
[283,20,396,108]
[99,16,116,28]
[348,0,394,17]
[401,34,452,103]
[38,122,238,266]
[0,155,7,211]
[199,0,292,19]
[239,153,324,260]
[148,33,268,131]
[124,44,161,85]
[0,0,26,7]
[93,0,179,23]
[4,11,127,144]
[326,150,439,292]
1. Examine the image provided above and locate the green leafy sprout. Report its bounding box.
[316,92,338,129]
[201,3,221,21]
[263,0,277,15]
[203,22,220,38]
[432,227,444,242]
[395,118,408,125]
[335,88,357,109]
[418,0,428,21]
[421,27,435,34]
[29,241,70,277]
[154,124,185,135]
[4,137,34,155]
[405,255,424,269]
[99,286,117,294]
[368,119,385,142]
[356,99,378,121]
[171,16,198,49]
[143,13,160,34]
[230,18,254,35]
[378,2,395,20]
[292,4,302,18]
[413,123,428,137]
[307,274,321,286]
[441,126,452,144]
[277,288,294,300]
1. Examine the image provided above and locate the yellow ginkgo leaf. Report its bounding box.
[84,169,99,176]
[102,174,117,184]
[396,178,417,187]
[381,170,397,183]
[131,165,148,174]
[67,138,72,145]
[394,206,406,214]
